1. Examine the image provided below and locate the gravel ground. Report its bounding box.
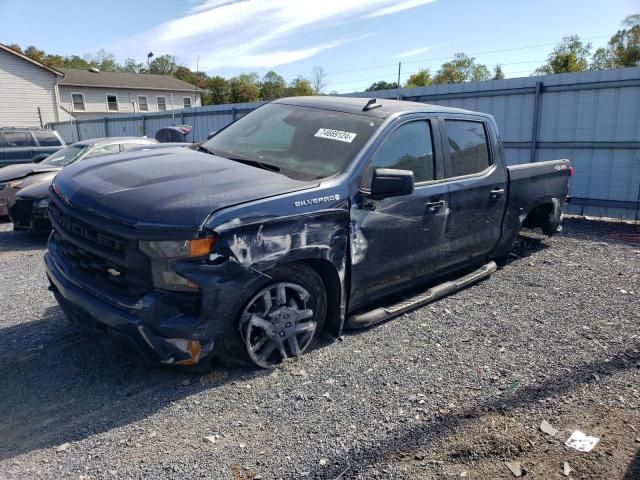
[0,218,638,480]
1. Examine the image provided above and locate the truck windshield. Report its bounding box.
[200,103,382,180]
[41,144,89,167]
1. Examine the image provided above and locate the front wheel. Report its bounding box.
[219,263,327,368]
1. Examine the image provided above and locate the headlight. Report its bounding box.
[8,179,24,189]
[139,238,216,291]
[139,238,215,258]
[36,198,50,209]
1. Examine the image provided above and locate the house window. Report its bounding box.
[183,97,192,108]
[138,96,148,111]
[157,96,167,111]
[106,95,118,111]
[71,93,85,111]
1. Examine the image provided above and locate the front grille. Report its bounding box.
[50,201,153,298]
[10,198,34,227]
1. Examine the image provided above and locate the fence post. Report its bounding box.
[231,107,237,121]
[142,115,146,136]
[104,117,109,137]
[74,120,80,141]
[529,81,543,163]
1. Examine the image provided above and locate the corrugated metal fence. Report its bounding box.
[50,67,640,220]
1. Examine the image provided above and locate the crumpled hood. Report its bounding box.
[16,172,56,200]
[53,149,316,228]
[0,163,61,182]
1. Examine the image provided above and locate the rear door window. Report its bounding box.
[444,120,491,177]
[4,132,36,147]
[35,131,62,146]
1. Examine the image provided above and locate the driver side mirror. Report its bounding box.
[369,168,414,200]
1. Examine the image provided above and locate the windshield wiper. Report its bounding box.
[197,146,281,172]
[226,157,281,172]
[197,145,215,155]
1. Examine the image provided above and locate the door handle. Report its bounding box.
[425,200,445,213]
[489,188,505,199]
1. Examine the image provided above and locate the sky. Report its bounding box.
[0,0,637,93]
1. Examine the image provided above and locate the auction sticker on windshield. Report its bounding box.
[314,128,357,143]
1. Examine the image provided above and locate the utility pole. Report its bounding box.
[396,62,401,100]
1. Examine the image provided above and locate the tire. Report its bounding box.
[217,263,327,369]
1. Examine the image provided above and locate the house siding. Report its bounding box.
[0,48,60,127]
[58,86,201,119]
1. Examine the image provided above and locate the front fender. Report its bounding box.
[201,209,350,336]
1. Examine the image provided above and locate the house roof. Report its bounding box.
[0,43,64,77]
[58,68,199,92]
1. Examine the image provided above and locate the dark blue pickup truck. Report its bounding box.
[44,97,572,368]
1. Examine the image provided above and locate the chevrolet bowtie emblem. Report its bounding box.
[107,267,121,277]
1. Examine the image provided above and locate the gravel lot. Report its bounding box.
[0,218,638,480]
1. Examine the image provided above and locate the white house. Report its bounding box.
[0,43,64,127]
[57,68,201,119]
[0,43,202,127]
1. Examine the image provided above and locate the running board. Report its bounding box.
[347,261,497,329]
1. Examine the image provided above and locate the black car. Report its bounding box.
[9,179,51,234]
[7,137,156,230]
[45,97,572,369]
[0,127,65,167]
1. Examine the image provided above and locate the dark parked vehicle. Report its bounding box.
[2,137,155,220]
[0,127,65,167]
[45,97,572,369]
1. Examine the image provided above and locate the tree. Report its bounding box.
[365,80,398,91]
[260,71,287,100]
[286,76,314,96]
[228,73,260,103]
[24,46,45,63]
[533,36,591,75]
[122,58,144,73]
[203,76,229,105]
[83,49,121,71]
[64,55,92,69]
[149,54,178,75]
[591,14,640,69]
[433,53,491,84]
[310,66,327,94]
[492,65,505,80]
[405,68,432,88]
[7,44,22,54]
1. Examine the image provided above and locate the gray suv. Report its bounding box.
[0,127,66,167]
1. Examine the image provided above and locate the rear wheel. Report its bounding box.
[219,263,326,368]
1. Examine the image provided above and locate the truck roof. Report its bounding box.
[273,96,481,118]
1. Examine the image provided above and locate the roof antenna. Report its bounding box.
[363,98,382,111]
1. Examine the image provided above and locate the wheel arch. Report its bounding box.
[522,198,562,235]
[299,258,344,337]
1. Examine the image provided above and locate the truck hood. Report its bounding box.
[53,149,317,229]
[0,163,61,182]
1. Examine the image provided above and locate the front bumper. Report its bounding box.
[45,233,261,366]
[45,245,216,365]
[10,199,51,233]
[0,186,19,218]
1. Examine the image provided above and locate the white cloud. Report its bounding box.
[396,45,438,59]
[116,0,437,71]
[365,0,437,18]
